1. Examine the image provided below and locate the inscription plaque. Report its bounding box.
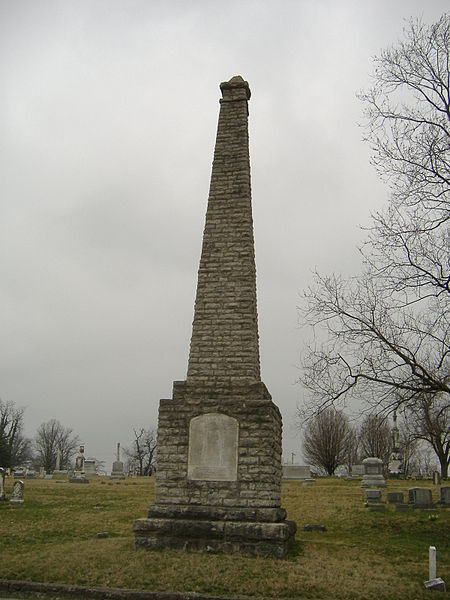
[188,413,238,481]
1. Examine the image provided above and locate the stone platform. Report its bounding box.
[134,504,296,558]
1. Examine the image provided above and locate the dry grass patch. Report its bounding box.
[0,476,449,599]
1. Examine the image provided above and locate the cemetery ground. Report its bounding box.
[0,477,449,600]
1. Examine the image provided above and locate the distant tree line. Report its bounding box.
[0,400,80,472]
[123,428,157,476]
[300,405,448,478]
[0,398,157,475]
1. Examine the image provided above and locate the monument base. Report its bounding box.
[110,461,125,480]
[134,504,296,558]
[69,477,89,484]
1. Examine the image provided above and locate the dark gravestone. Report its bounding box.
[408,487,433,507]
[440,487,450,505]
[387,492,404,504]
[365,489,382,503]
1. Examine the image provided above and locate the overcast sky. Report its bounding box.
[1,0,448,471]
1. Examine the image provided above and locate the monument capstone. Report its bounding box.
[134,76,296,557]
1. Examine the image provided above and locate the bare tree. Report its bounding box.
[0,399,32,468]
[358,414,392,467]
[124,428,157,476]
[302,408,350,475]
[398,420,420,478]
[299,15,449,419]
[405,393,450,478]
[344,425,359,475]
[34,419,79,472]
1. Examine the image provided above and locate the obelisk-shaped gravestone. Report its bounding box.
[134,76,296,557]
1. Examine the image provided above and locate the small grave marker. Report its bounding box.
[424,546,446,592]
[10,480,24,504]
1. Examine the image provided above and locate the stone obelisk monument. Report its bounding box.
[134,76,296,557]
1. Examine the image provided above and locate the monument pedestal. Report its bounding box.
[110,461,125,480]
[134,382,296,557]
[135,505,295,558]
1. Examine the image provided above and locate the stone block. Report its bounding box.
[424,578,446,592]
[134,516,296,558]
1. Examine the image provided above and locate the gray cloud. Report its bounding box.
[1,0,447,469]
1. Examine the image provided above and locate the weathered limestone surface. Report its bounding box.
[134,76,296,557]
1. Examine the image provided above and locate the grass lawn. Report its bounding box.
[0,476,449,599]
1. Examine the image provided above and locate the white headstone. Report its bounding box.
[10,480,24,504]
[429,546,437,580]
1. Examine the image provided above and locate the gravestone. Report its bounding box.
[282,465,313,480]
[134,76,296,558]
[350,464,365,478]
[70,445,89,484]
[365,489,382,503]
[53,449,68,476]
[110,443,125,480]
[0,468,6,501]
[439,487,450,505]
[84,459,97,477]
[74,445,85,476]
[361,457,386,488]
[10,480,24,504]
[408,487,433,507]
[387,491,404,504]
[433,471,441,485]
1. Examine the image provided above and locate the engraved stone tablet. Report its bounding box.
[188,413,238,481]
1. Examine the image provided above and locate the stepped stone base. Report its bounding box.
[134,504,296,558]
[110,461,125,480]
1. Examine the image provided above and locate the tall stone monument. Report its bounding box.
[110,443,125,480]
[388,411,402,477]
[134,76,296,557]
